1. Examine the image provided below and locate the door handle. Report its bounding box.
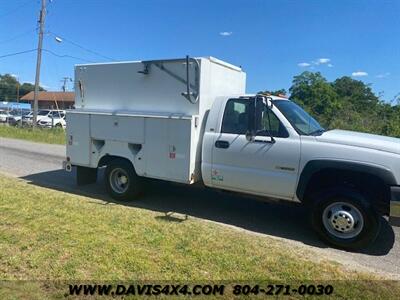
[215,140,230,149]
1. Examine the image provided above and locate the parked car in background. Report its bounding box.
[22,110,65,127]
[7,110,32,126]
[0,109,12,123]
[0,110,6,122]
[21,111,33,126]
[37,111,66,128]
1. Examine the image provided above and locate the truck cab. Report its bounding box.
[201,94,400,249]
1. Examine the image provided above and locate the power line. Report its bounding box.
[48,31,116,61]
[0,48,94,63]
[43,49,95,63]
[0,49,37,59]
[0,28,38,45]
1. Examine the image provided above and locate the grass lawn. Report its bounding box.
[0,175,399,299]
[0,125,65,145]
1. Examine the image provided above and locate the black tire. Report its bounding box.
[310,187,380,250]
[105,158,142,201]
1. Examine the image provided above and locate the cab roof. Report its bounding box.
[238,94,290,101]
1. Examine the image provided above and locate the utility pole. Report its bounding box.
[32,0,46,128]
[16,82,19,102]
[17,82,23,126]
[61,77,72,92]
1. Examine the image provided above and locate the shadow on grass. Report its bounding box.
[21,168,395,256]
[155,212,189,223]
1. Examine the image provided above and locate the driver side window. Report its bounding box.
[221,99,250,135]
[221,98,289,138]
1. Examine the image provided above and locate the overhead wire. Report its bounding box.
[47,31,116,61]
[0,28,38,45]
[42,49,95,63]
[0,48,95,63]
[0,0,114,93]
[0,49,37,59]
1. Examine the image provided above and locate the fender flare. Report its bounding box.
[296,160,397,201]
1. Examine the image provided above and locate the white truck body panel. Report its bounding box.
[74,57,245,115]
[299,134,400,185]
[67,57,246,184]
[209,130,301,200]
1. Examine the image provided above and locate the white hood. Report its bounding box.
[316,129,400,155]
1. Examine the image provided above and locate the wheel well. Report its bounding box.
[302,168,390,215]
[98,155,134,169]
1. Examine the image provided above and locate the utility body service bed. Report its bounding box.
[67,57,246,183]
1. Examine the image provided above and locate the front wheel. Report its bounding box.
[310,188,380,250]
[105,159,142,201]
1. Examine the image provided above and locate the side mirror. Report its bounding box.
[266,96,274,109]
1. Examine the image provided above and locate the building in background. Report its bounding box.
[20,91,74,110]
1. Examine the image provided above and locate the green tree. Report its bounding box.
[0,74,45,101]
[332,76,379,112]
[0,74,19,101]
[258,89,287,96]
[20,82,42,97]
[286,71,399,137]
[289,71,340,127]
[331,76,392,134]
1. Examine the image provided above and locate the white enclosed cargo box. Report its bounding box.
[67,57,246,183]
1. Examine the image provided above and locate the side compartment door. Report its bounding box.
[211,98,301,200]
[66,113,91,167]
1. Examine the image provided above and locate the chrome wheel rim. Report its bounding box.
[322,202,364,239]
[109,168,129,194]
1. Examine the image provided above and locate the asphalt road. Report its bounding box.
[0,137,399,278]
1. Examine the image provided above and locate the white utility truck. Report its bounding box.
[65,56,400,250]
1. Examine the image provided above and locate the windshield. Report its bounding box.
[38,110,50,116]
[273,100,324,135]
[10,110,24,116]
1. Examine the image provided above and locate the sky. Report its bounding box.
[0,0,399,102]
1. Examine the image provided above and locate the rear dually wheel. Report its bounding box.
[105,158,142,201]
